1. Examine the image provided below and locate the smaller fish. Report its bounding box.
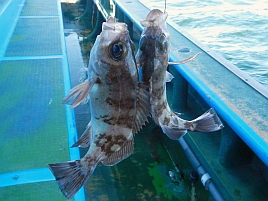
[136,9,223,140]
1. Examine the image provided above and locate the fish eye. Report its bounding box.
[159,34,168,52]
[139,35,147,51]
[109,40,128,61]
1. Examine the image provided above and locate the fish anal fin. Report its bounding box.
[48,160,96,199]
[62,77,97,109]
[71,121,92,148]
[102,139,134,166]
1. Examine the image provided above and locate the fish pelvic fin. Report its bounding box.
[62,77,97,109]
[189,108,224,132]
[48,159,97,199]
[133,83,151,134]
[102,138,134,166]
[71,121,92,148]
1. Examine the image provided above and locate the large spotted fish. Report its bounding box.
[135,9,223,140]
[48,17,150,199]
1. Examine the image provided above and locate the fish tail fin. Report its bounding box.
[160,123,187,140]
[48,160,96,199]
[71,121,92,148]
[191,108,224,132]
[159,108,223,140]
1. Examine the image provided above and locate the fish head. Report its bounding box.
[137,9,170,82]
[90,17,137,81]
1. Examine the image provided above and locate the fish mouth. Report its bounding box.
[102,17,128,33]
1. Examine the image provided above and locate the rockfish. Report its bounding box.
[48,17,150,198]
[135,9,223,140]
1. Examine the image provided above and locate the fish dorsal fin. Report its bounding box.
[71,121,92,148]
[133,83,151,134]
[101,138,134,166]
[141,9,168,27]
[62,75,97,109]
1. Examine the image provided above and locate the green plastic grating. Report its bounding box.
[5,18,62,57]
[0,181,72,201]
[0,59,69,173]
[21,0,59,16]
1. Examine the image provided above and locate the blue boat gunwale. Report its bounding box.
[113,0,268,167]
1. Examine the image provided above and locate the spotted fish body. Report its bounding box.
[48,17,150,199]
[136,9,223,140]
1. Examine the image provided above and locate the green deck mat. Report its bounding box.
[0,181,72,201]
[5,18,62,57]
[0,59,69,173]
[21,0,58,16]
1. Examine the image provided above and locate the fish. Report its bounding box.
[135,9,223,140]
[48,17,150,199]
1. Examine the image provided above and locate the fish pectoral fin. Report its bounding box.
[102,138,134,166]
[168,52,202,65]
[166,71,174,82]
[133,83,151,133]
[48,160,96,199]
[160,123,187,140]
[190,108,224,132]
[62,77,97,109]
[71,121,92,148]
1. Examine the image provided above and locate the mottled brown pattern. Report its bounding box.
[184,121,194,130]
[96,134,128,155]
[105,97,114,105]
[163,117,170,125]
[153,101,166,117]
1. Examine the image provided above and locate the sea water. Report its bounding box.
[141,0,268,88]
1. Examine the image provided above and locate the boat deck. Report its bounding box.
[0,0,83,200]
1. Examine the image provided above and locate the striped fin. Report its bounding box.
[48,159,97,199]
[189,108,224,132]
[101,139,134,166]
[62,77,97,109]
[159,108,224,140]
[71,121,92,148]
[160,123,187,140]
[133,83,151,134]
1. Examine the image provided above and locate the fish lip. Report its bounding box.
[102,21,128,32]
